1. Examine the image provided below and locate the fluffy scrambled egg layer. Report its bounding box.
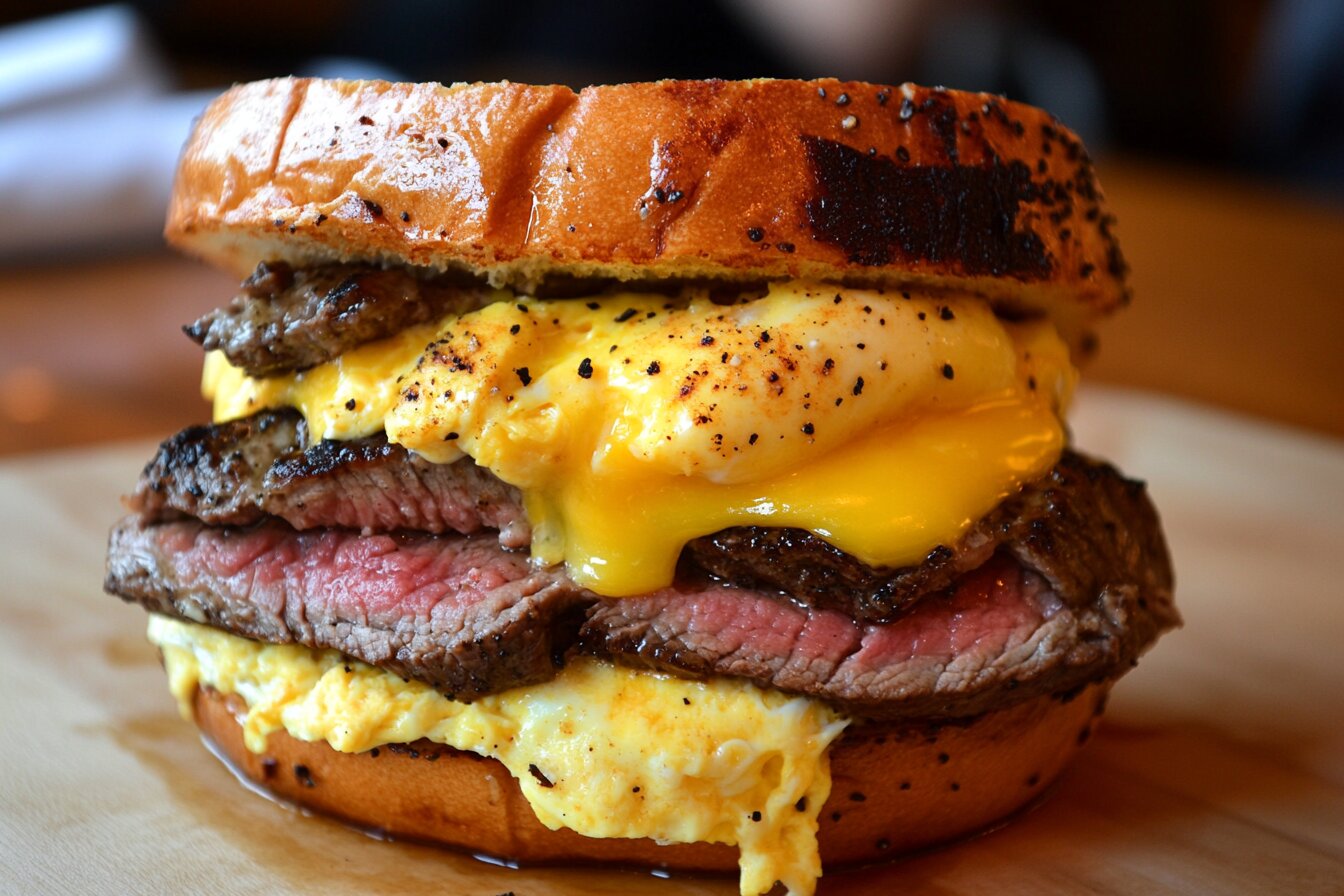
[149,614,848,896]
[204,282,1075,594]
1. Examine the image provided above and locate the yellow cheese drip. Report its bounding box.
[530,398,1060,590]
[204,283,1075,595]
[149,614,847,896]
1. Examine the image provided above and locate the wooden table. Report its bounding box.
[1090,162,1344,440]
[2,162,1343,893]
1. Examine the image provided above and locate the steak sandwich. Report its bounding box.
[105,78,1177,895]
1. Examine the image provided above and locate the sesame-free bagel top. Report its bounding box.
[168,78,1128,343]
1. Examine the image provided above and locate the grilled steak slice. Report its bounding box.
[184,261,492,376]
[1003,452,1173,617]
[129,410,530,546]
[683,527,994,623]
[130,410,302,530]
[683,451,1172,623]
[265,436,530,547]
[106,517,586,700]
[582,551,1178,720]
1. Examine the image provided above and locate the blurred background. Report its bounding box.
[0,0,1341,455]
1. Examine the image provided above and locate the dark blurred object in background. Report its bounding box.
[1019,0,1344,200]
[0,0,1340,200]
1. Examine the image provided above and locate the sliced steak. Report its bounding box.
[133,410,1158,622]
[684,451,1173,623]
[107,510,1175,719]
[130,410,302,530]
[106,517,587,700]
[129,410,530,547]
[683,526,994,623]
[265,436,529,547]
[582,551,1179,720]
[1003,452,1173,617]
[184,261,492,376]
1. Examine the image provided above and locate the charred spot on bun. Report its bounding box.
[105,78,1177,896]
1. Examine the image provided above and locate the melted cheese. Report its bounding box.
[204,282,1075,595]
[149,614,847,896]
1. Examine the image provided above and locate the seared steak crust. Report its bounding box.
[130,410,302,529]
[130,410,529,547]
[687,451,1173,622]
[581,553,1177,720]
[183,261,492,376]
[1002,451,1173,615]
[106,518,585,700]
[684,526,994,624]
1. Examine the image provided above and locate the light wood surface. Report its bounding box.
[1091,162,1344,439]
[0,159,1341,457]
[2,385,1342,894]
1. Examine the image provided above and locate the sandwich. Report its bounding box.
[104,77,1178,896]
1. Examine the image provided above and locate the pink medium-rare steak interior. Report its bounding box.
[109,518,584,700]
[108,517,1173,719]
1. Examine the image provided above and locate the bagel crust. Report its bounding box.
[193,681,1110,872]
[168,78,1127,345]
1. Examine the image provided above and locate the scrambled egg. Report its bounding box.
[149,614,848,896]
[204,282,1076,595]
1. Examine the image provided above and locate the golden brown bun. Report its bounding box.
[168,78,1127,346]
[194,681,1110,871]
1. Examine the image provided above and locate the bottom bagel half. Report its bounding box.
[191,674,1108,874]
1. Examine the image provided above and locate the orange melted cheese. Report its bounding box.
[204,283,1075,595]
